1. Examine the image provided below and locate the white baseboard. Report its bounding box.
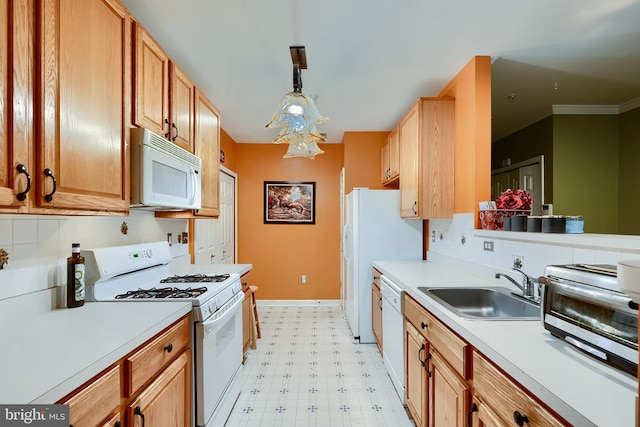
[256,299,341,307]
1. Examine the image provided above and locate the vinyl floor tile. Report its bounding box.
[225,305,414,427]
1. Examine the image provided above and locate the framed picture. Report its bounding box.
[264,181,316,224]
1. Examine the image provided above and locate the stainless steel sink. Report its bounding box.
[418,286,541,320]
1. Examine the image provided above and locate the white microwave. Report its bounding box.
[130,127,202,210]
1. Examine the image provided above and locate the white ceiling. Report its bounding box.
[120,0,640,143]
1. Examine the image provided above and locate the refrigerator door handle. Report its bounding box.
[343,223,349,259]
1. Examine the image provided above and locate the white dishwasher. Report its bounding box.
[380,275,405,403]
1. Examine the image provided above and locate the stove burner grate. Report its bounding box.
[115,286,208,299]
[160,273,231,284]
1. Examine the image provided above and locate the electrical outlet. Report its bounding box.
[483,240,494,252]
[512,255,524,269]
[181,231,189,244]
[167,233,173,246]
[301,275,306,284]
[431,231,436,243]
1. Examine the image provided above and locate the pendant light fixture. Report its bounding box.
[266,46,328,159]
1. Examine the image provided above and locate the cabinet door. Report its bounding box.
[129,350,191,427]
[399,103,420,218]
[134,24,169,138]
[242,289,252,355]
[169,64,195,152]
[0,0,33,211]
[428,349,469,427]
[38,0,130,212]
[372,282,382,352]
[61,365,121,427]
[194,89,220,217]
[405,320,428,427]
[387,128,400,182]
[470,398,504,427]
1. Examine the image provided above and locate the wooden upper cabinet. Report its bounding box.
[381,127,400,186]
[134,24,195,153]
[37,0,130,213]
[194,89,220,217]
[0,0,34,213]
[399,97,455,219]
[170,64,195,152]
[134,24,169,139]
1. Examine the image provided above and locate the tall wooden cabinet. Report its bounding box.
[399,98,455,219]
[134,24,194,153]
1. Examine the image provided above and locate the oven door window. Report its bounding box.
[548,288,638,348]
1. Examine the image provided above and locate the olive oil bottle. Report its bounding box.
[66,243,85,308]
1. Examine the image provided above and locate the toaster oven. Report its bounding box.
[539,264,638,376]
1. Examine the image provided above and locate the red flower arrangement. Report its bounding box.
[479,189,533,230]
[495,189,532,211]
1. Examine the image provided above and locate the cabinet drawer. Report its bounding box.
[472,351,567,426]
[62,364,121,427]
[405,295,469,379]
[125,316,190,397]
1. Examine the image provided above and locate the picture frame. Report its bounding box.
[264,181,316,224]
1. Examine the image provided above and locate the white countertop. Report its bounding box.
[372,255,637,427]
[0,293,192,404]
[0,263,253,405]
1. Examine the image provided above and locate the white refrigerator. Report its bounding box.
[342,188,423,343]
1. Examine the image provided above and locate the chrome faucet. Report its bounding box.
[495,268,540,301]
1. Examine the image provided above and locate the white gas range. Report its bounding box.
[83,241,244,427]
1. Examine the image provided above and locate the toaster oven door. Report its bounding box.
[542,278,638,374]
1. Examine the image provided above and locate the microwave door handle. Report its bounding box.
[190,168,198,203]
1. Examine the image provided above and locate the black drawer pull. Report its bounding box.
[135,405,145,427]
[513,410,529,426]
[164,343,173,353]
[420,321,428,329]
[44,168,57,202]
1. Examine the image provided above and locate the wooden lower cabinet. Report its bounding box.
[428,349,469,427]
[128,350,191,427]
[472,351,567,426]
[61,364,121,427]
[469,397,504,427]
[372,279,383,352]
[58,315,191,427]
[405,320,428,427]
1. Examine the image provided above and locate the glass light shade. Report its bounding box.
[272,124,326,145]
[283,140,325,159]
[265,92,328,131]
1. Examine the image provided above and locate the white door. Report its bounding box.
[218,168,236,263]
[194,166,237,264]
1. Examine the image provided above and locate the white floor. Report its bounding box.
[225,304,414,427]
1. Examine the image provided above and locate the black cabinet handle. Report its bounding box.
[171,123,178,142]
[418,343,426,368]
[467,403,478,427]
[164,118,170,138]
[114,422,121,427]
[43,168,57,202]
[412,201,417,215]
[377,297,382,309]
[134,405,145,427]
[164,343,173,353]
[513,410,529,426]
[420,321,428,329]
[16,164,31,201]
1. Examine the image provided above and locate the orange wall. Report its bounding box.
[438,56,492,223]
[219,128,237,172]
[342,132,389,193]
[234,143,344,300]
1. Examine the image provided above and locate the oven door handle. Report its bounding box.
[201,293,243,338]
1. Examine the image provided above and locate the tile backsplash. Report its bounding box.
[428,213,640,277]
[0,211,189,301]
